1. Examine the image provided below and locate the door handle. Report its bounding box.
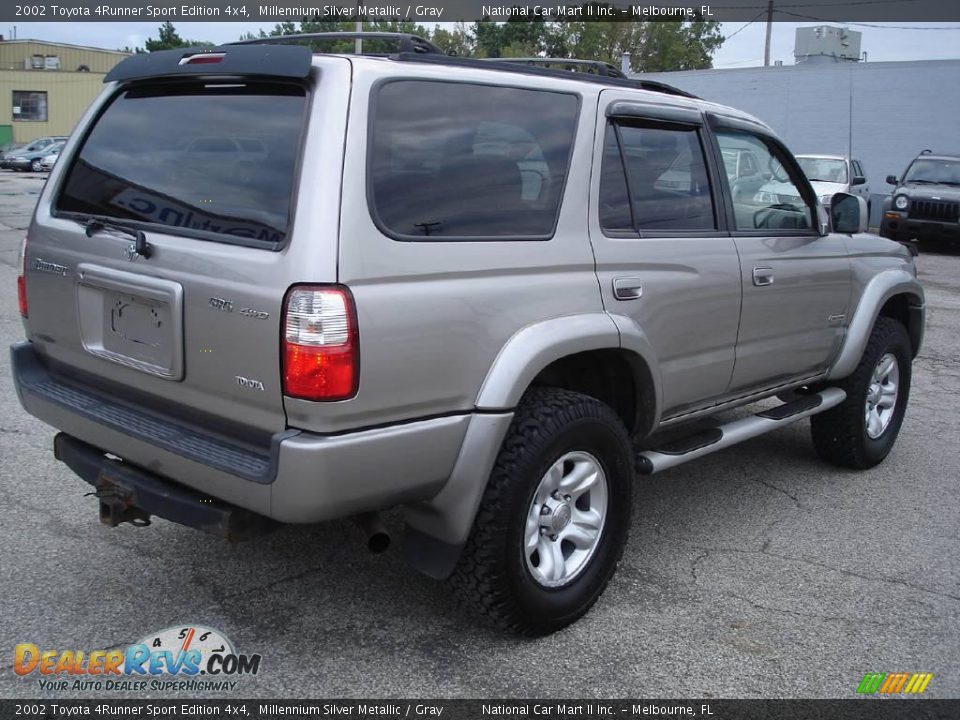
[752,267,774,286]
[613,277,643,300]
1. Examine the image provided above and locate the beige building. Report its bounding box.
[0,39,130,146]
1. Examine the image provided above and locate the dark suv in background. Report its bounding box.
[881,150,960,247]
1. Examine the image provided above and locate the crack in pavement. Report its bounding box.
[687,544,960,603]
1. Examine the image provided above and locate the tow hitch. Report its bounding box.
[53,433,276,541]
[88,484,152,528]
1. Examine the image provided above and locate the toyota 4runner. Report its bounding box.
[11,34,925,635]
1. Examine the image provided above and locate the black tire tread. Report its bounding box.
[811,316,910,469]
[449,387,631,635]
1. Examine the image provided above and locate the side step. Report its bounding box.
[636,387,846,475]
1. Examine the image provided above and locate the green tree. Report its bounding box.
[431,22,474,56]
[472,16,723,71]
[143,22,212,51]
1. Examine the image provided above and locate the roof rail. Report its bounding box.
[228,33,695,99]
[229,32,442,55]
[479,57,626,79]
[395,53,698,99]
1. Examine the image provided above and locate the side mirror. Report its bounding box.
[851,176,866,186]
[830,193,868,234]
[885,175,898,185]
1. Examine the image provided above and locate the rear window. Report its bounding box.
[56,82,306,247]
[369,80,579,240]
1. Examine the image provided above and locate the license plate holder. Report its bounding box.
[76,264,184,380]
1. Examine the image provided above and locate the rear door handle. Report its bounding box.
[613,277,643,300]
[752,267,774,286]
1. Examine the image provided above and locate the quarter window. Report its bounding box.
[600,121,716,232]
[715,131,814,232]
[12,91,47,121]
[369,81,579,239]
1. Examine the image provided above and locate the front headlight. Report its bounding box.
[754,191,779,203]
[894,195,909,210]
[819,193,833,205]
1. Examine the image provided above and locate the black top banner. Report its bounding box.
[3,0,960,23]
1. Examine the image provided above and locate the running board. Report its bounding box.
[636,387,846,475]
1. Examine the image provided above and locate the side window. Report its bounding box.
[369,81,579,239]
[853,160,864,177]
[599,121,716,232]
[715,130,814,232]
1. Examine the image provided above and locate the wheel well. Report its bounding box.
[878,293,922,356]
[529,349,654,438]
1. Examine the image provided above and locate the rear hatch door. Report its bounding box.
[24,46,337,438]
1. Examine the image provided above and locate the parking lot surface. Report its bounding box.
[0,171,957,699]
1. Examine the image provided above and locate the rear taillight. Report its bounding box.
[282,286,359,401]
[17,236,27,317]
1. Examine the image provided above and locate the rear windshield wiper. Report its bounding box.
[81,216,152,259]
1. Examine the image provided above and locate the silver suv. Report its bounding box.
[11,34,925,635]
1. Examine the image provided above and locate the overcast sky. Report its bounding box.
[6,21,960,68]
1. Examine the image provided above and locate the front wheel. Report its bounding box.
[30,159,42,172]
[449,387,634,636]
[811,317,912,469]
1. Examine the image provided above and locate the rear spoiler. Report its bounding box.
[104,44,313,84]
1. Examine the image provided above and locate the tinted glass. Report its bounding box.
[904,158,960,185]
[600,122,716,232]
[797,157,847,183]
[57,83,306,246]
[370,81,578,239]
[716,131,813,231]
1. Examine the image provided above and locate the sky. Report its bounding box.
[5,20,960,68]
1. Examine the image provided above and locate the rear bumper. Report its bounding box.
[11,341,469,524]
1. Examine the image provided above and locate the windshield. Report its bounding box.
[56,82,306,246]
[904,158,960,185]
[797,157,847,184]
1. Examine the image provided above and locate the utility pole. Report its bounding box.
[355,0,362,55]
[763,0,774,67]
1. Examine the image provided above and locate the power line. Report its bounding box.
[725,10,768,40]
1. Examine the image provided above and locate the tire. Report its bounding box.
[30,159,42,172]
[449,387,634,636]
[811,317,912,469]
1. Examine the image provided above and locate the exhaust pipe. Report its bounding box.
[353,512,391,554]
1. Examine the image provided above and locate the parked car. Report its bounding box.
[880,150,960,247]
[1,136,68,171]
[11,35,924,636]
[37,141,66,172]
[758,154,870,213]
[720,146,766,201]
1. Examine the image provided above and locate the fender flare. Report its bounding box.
[476,312,661,421]
[403,313,662,579]
[827,268,925,380]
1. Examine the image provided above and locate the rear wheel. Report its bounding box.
[449,387,634,636]
[811,317,912,469]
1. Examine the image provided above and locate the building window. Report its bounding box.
[12,91,47,121]
[44,55,60,70]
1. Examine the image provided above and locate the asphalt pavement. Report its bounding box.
[0,170,957,699]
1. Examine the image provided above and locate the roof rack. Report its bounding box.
[396,53,698,99]
[230,32,442,55]
[479,57,626,79]
[228,32,696,99]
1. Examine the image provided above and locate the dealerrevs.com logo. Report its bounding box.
[14,625,261,692]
